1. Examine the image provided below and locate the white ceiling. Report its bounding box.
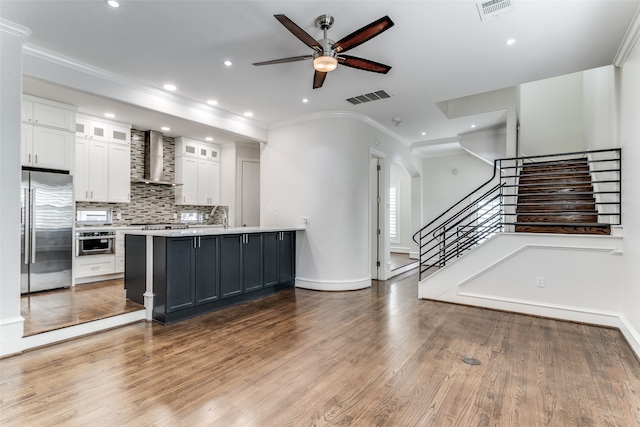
[2,0,639,146]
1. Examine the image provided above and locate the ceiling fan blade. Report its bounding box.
[313,70,327,89]
[333,15,394,53]
[253,55,313,66]
[338,55,392,74]
[275,14,322,51]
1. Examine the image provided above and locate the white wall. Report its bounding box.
[519,72,586,155]
[422,152,495,224]
[583,65,618,150]
[619,31,640,354]
[0,22,28,357]
[262,115,421,289]
[459,127,506,163]
[390,163,411,253]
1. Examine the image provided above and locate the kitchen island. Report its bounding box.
[124,226,303,324]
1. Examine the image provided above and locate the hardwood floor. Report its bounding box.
[3,270,640,426]
[21,279,143,336]
[390,252,417,271]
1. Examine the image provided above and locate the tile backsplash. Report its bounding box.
[76,129,227,225]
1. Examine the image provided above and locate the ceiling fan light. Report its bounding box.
[313,56,338,72]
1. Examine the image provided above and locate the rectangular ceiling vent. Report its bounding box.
[346,90,391,106]
[476,0,514,21]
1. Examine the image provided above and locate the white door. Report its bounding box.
[241,160,260,227]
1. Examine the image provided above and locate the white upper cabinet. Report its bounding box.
[21,95,76,171]
[75,114,131,145]
[74,113,132,203]
[174,137,220,206]
[75,138,109,202]
[22,96,75,131]
[108,142,131,203]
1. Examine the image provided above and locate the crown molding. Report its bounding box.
[614,5,640,67]
[22,43,268,130]
[0,19,31,40]
[270,110,411,147]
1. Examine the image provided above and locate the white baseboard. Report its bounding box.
[21,310,145,353]
[295,277,371,291]
[0,316,25,358]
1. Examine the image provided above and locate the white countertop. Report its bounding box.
[123,226,305,237]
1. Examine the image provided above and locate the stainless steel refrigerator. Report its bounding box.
[21,170,73,294]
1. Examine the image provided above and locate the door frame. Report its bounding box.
[370,149,387,280]
[237,157,260,227]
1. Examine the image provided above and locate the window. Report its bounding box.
[180,211,202,223]
[475,197,501,242]
[390,182,400,244]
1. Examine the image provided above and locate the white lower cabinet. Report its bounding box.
[74,227,141,280]
[75,255,115,279]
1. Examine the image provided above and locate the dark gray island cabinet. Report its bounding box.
[125,229,298,324]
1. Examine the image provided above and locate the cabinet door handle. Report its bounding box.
[91,190,93,199]
[28,154,31,163]
[85,191,88,198]
[34,154,38,164]
[193,237,197,248]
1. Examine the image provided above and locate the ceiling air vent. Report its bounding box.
[346,90,391,105]
[476,0,514,21]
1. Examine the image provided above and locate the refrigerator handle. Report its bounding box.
[31,188,36,263]
[23,188,30,265]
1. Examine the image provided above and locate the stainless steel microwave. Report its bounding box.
[75,231,115,256]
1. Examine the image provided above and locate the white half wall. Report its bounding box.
[418,233,639,358]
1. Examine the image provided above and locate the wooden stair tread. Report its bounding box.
[514,157,609,236]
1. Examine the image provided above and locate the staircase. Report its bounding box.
[514,158,610,235]
[413,149,621,281]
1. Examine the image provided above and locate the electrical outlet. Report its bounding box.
[116,212,122,220]
[536,277,545,287]
[301,217,309,224]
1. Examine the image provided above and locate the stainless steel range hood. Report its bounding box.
[132,130,182,186]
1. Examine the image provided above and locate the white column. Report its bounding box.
[0,20,31,357]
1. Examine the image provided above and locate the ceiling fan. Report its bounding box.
[253,14,394,89]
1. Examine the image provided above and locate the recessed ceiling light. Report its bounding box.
[421,132,426,136]
[161,126,170,131]
[163,84,176,91]
[224,60,232,67]
[506,38,516,45]
[207,100,218,106]
[106,0,120,8]
[471,124,477,128]
[104,113,115,118]
[302,98,309,103]
[205,137,213,142]
[243,112,254,117]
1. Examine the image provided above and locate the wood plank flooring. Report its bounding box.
[3,270,640,426]
[21,279,143,336]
